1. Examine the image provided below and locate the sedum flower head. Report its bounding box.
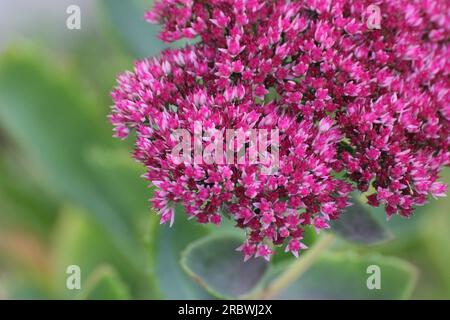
[110,0,449,261]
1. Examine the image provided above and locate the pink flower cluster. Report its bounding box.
[110,0,449,260]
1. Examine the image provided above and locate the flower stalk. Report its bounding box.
[259,233,336,299]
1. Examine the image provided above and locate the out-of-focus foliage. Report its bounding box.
[0,0,449,299]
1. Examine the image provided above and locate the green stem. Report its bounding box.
[259,233,336,299]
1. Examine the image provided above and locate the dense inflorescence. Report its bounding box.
[110,0,449,260]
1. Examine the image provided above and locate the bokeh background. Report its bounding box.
[0,0,449,299]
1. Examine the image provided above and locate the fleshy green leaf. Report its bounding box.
[330,199,393,245]
[78,265,131,300]
[274,252,417,299]
[153,206,211,299]
[181,235,269,299]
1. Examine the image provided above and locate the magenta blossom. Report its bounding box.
[110,0,449,261]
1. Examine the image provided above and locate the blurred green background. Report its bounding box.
[0,0,449,300]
